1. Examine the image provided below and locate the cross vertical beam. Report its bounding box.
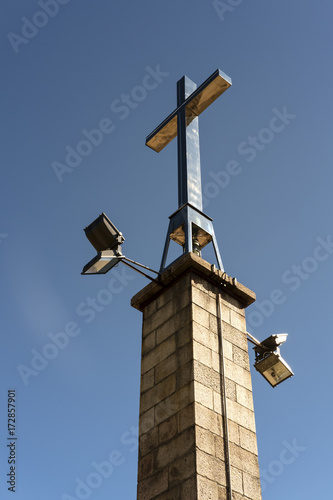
[177,76,202,211]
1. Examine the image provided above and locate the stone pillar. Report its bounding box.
[131,253,262,500]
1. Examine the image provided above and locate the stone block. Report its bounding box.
[193,321,219,353]
[142,331,156,356]
[155,486,181,500]
[181,476,197,498]
[169,451,196,488]
[222,322,248,351]
[155,427,195,470]
[220,293,245,317]
[193,340,212,368]
[229,442,260,478]
[233,345,250,370]
[137,469,168,500]
[140,374,176,414]
[219,302,231,324]
[225,378,237,402]
[226,399,256,433]
[214,434,225,461]
[213,390,222,413]
[239,427,258,455]
[192,286,217,315]
[195,403,223,437]
[155,383,194,425]
[141,336,176,374]
[177,361,194,390]
[144,298,157,319]
[192,303,210,329]
[191,273,216,298]
[230,309,246,332]
[195,425,216,455]
[138,452,154,481]
[194,381,214,410]
[155,341,192,384]
[177,403,195,433]
[156,306,192,345]
[141,368,154,394]
[139,427,159,457]
[231,466,243,495]
[236,385,254,411]
[196,449,226,486]
[224,358,252,391]
[197,474,219,499]
[159,415,177,444]
[139,408,154,436]
[243,472,262,500]
[228,420,240,445]
[217,485,228,500]
[193,360,221,393]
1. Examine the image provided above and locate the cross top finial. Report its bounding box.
[146,69,232,272]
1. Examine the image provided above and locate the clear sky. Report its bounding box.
[1,1,332,498]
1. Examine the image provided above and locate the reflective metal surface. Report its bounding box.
[145,68,232,272]
[177,76,202,210]
[146,69,232,153]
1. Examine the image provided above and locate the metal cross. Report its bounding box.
[146,69,232,271]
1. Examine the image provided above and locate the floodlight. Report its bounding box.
[82,213,125,275]
[253,334,294,388]
[84,213,124,252]
[82,250,124,275]
[82,213,160,282]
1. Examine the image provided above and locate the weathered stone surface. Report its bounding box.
[233,345,250,371]
[177,403,195,432]
[155,306,192,345]
[196,425,216,455]
[141,368,154,393]
[155,383,194,425]
[239,427,258,455]
[139,407,154,436]
[222,322,248,352]
[194,381,214,410]
[193,321,219,354]
[155,427,195,469]
[138,452,154,481]
[140,374,176,414]
[224,358,252,391]
[227,399,256,433]
[137,469,169,500]
[168,451,196,488]
[243,472,262,500]
[193,360,221,393]
[139,426,159,457]
[141,336,176,374]
[236,385,254,411]
[193,340,212,368]
[142,330,156,356]
[134,254,261,499]
[197,474,219,498]
[230,309,247,332]
[229,442,261,478]
[196,449,226,486]
[159,415,177,444]
[231,465,244,495]
[195,403,223,437]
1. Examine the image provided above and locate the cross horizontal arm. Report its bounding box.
[146,69,232,153]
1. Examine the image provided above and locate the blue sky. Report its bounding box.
[1,1,332,498]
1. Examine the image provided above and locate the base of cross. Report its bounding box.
[160,203,224,272]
